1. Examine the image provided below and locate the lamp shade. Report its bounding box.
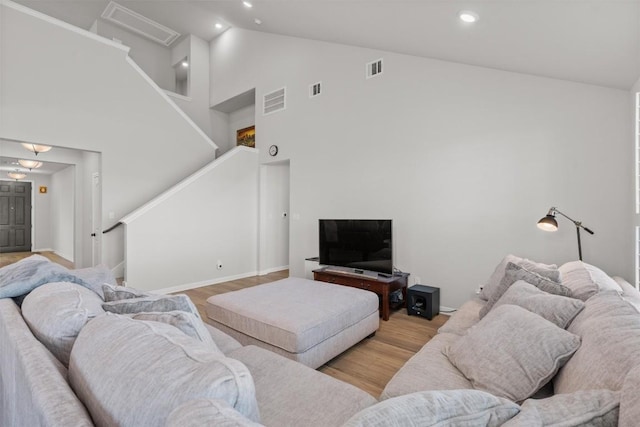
[537,214,558,232]
[18,159,43,169]
[21,143,52,155]
[7,171,27,180]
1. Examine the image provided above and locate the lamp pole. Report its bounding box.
[550,208,594,261]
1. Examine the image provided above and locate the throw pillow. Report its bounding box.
[619,365,640,427]
[0,255,82,299]
[68,265,117,298]
[124,311,219,351]
[559,261,622,301]
[102,294,201,318]
[502,389,619,427]
[167,399,265,427]
[492,280,585,329]
[343,390,519,427]
[444,304,581,403]
[481,254,559,301]
[21,281,105,366]
[480,262,571,318]
[102,283,151,302]
[69,314,260,425]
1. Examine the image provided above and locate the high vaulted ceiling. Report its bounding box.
[12,0,640,90]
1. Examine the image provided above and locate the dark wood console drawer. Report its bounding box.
[314,273,384,294]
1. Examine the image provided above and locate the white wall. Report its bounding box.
[1,2,217,270]
[50,166,75,261]
[94,19,174,92]
[122,147,259,291]
[210,29,633,308]
[32,174,52,251]
[259,162,290,273]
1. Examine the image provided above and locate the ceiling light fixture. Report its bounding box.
[215,23,223,29]
[181,61,189,68]
[18,159,43,170]
[243,1,253,8]
[21,143,52,155]
[8,170,27,180]
[459,11,479,23]
[254,18,262,25]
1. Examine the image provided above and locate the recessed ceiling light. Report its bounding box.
[243,1,253,8]
[215,23,223,29]
[181,61,189,68]
[254,18,262,25]
[458,11,479,23]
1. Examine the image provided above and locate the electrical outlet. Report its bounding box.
[217,260,223,270]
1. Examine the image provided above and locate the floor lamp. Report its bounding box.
[537,207,594,261]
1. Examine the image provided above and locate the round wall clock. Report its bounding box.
[269,145,279,156]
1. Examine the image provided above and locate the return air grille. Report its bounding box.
[101,1,180,46]
[366,58,383,79]
[263,87,286,115]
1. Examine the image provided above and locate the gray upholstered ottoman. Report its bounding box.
[205,277,379,369]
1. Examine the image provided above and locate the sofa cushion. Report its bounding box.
[69,313,260,425]
[502,389,619,427]
[437,298,484,336]
[124,311,219,350]
[67,265,116,298]
[344,390,519,427]
[481,254,559,301]
[21,282,105,367]
[381,332,473,400]
[554,291,640,394]
[559,261,622,301]
[167,399,265,427]
[445,304,581,402]
[204,323,243,355]
[102,293,201,318]
[0,254,84,299]
[619,365,640,427]
[480,262,571,318]
[228,345,376,427]
[492,280,584,329]
[102,283,151,302]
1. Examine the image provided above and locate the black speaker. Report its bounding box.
[407,285,440,320]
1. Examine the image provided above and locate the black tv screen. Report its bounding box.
[319,219,393,275]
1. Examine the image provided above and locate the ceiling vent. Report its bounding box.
[366,58,383,79]
[309,82,322,98]
[263,87,286,115]
[101,1,180,46]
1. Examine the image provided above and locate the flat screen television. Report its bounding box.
[319,219,393,275]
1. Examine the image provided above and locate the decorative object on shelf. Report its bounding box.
[236,125,255,148]
[537,207,594,261]
[21,143,52,155]
[269,145,279,156]
[39,186,48,194]
[18,159,43,170]
[7,170,26,180]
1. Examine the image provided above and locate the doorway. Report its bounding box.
[0,180,32,252]
[259,161,290,274]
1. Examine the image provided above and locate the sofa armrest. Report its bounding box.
[205,322,243,354]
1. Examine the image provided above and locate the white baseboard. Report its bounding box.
[153,271,259,295]
[258,265,289,276]
[439,305,457,316]
[32,248,53,252]
[53,250,74,263]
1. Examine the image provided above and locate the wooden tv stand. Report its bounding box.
[313,268,409,321]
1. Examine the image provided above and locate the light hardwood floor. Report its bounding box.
[183,270,448,397]
[0,253,448,398]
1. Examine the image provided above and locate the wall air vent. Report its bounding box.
[101,1,180,46]
[366,58,383,79]
[263,87,286,115]
[309,82,322,98]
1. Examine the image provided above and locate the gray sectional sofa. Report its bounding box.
[1,254,639,426]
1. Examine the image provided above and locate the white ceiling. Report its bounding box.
[12,0,640,90]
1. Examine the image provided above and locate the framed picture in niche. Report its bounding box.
[236,126,255,148]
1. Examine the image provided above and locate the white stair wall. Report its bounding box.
[121,147,259,292]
